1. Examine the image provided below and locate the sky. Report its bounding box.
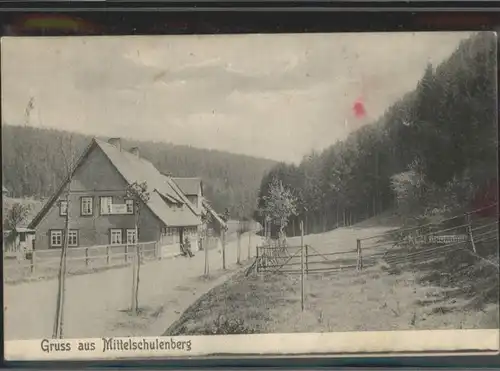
[1,32,471,163]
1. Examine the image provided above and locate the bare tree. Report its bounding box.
[201,205,213,276]
[24,97,35,127]
[17,97,36,195]
[53,134,79,339]
[126,181,150,314]
[220,208,230,269]
[235,204,247,265]
[200,206,213,244]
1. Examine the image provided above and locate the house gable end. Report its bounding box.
[165,177,200,217]
[28,139,98,229]
[93,142,170,228]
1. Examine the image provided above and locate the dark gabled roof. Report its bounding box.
[96,139,183,204]
[91,139,201,226]
[30,138,201,229]
[172,177,202,196]
[202,199,227,230]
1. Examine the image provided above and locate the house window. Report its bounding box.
[50,230,63,247]
[68,230,79,247]
[126,229,137,244]
[59,201,68,216]
[110,229,123,245]
[125,199,134,214]
[167,227,178,237]
[19,233,26,242]
[100,196,113,215]
[185,227,197,236]
[81,197,93,216]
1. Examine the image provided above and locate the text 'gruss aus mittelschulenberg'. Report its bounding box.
[40,337,193,354]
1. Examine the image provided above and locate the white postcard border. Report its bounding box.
[4,329,500,361]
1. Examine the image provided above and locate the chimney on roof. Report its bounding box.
[108,137,122,151]
[130,147,140,157]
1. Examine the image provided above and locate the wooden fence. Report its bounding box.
[251,204,499,277]
[357,204,499,269]
[250,221,365,311]
[247,206,498,312]
[255,243,363,275]
[3,241,163,282]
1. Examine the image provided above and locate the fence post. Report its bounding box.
[256,244,260,273]
[264,219,267,243]
[139,244,143,265]
[237,231,241,265]
[85,247,89,267]
[204,235,209,277]
[305,245,309,275]
[125,245,129,263]
[30,251,36,274]
[153,241,158,259]
[106,245,110,266]
[248,230,251,260]
[131,253,138,312]
[300,221,305,311]
[222,229,227,270]
[356,239,363,271]
[466,214,477,253]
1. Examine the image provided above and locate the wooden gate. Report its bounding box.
[254,243,360,274]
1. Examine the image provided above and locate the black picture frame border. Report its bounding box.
[1,2,499,369]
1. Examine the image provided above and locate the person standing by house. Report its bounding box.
[181,236,194,258]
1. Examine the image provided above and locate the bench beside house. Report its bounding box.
[28,137,225,255]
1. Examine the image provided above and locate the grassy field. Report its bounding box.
[165,216,499,336]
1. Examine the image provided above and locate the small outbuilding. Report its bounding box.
[3,227,36,259]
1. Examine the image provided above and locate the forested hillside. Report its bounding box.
[1,125,277,218]
[257,32,498,235]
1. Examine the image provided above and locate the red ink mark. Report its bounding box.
[352,97,366,119]
[471,180,498,218]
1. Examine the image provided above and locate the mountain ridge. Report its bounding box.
[2,124,278,217]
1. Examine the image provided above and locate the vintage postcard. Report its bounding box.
[2,31,499,361]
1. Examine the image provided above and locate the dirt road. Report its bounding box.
[4,231,263,340]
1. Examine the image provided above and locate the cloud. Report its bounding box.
[1,32,474,162]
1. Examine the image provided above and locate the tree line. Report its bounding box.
[256,32,498,236]
[1,125,277,219]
